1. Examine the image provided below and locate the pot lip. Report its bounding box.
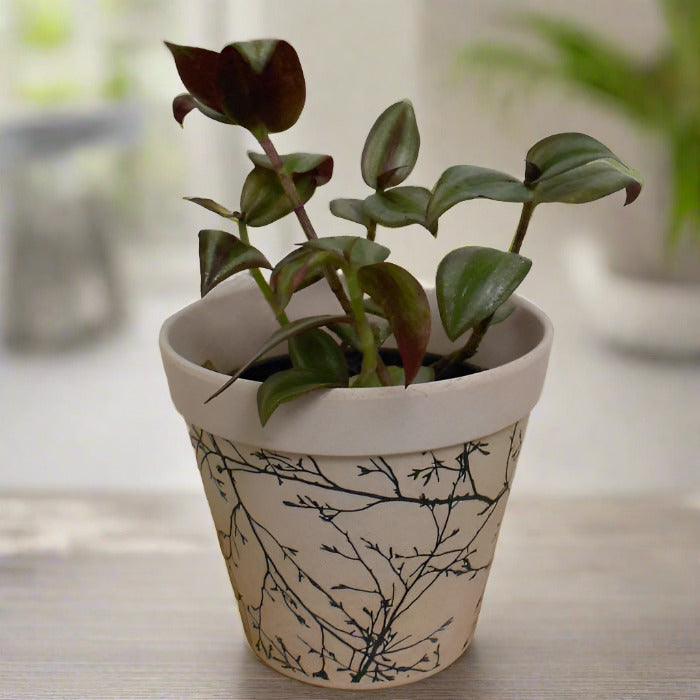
[161,292,552,397]
[160,281,553,454]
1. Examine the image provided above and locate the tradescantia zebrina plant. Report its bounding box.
[166,39,642,425]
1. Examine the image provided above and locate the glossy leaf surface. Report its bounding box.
[219,40,305,134]
[329,198,372,227]
[301,236,390,268]
[361,100,420,190]
[166,39,305,134]
[270,248,340,309]
[240,166,317,227]
[436,247,531,341]
[525,132,642,205]
[206,314,349,403]
[289,328,349,381]
[248,151,333,185]
[427,166,532,227]
[185,197,237,219]
[166,43,228,117]
[257,368,346,425]
[363,186,436,235]
[198,229,271,297]
[351,363,435,388]
[357,263,431,386]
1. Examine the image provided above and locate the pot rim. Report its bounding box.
[160,277,553,455]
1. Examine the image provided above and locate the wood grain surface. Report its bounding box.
[1,493,698,699]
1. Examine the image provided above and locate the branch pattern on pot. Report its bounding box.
[190,420,525,686]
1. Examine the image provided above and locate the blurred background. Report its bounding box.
[0,0,698,495]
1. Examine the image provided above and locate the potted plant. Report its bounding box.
[159,38,641,689]
[460,0,700,354]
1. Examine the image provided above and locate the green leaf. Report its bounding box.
[436,247,532,341]
[363,186,437,235]
[363,297,386,318]
[427,166,532,228]
[206,314,350,403]
[361,100,420,190]
[326,322,363,351]
[525,132,642,205]
[240,166,317,227]
[301,236,390,267]
[329,198,372,228]
[186,197,237,219]
[351,364,434,388]
[269,247,340,309]
[198,229,271,297]
[248,151,333,185]
[257,368,345,425]
[491,299,516,325]
[289,328,349,381]
[328,318,390,352]
[357,262,431,386]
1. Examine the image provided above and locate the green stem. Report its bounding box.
[238,220,289,326]
[366,220,377,242]
[257,134,354,316]
[509,200,535,254]
[345,270,380,386]
[434,201,537,379]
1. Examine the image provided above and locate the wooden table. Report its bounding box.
[1,493,698,699]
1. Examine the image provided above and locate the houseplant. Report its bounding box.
[159,38,641,689]
[460,0,699,353]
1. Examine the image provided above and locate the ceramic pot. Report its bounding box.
[160,276,553,689]
[566,235,700,357]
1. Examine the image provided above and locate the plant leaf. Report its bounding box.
[436,246,532,341]
[186,197,237,219]
[363,186,436,235]
[198,229,271,297]
[240,166,317,227]
[357,262,431,386]
[219,39,305,135]
[525,132,642,205]
[329,198,372,227]
[270,248,341,309]
[491,299,516,325]
[205,314,350,403]
[361,100,420,190]
[301,236,390,267]
[289,328,348,381]
[172,93,199,126]
[257,368,346,425]
[351,364,434,388]
[165,43,227,116]
[427,165,532,227]
[248,151,333,185]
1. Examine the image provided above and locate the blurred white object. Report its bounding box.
[0,103,140,349]
[566,234,700,357]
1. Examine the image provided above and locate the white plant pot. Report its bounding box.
[566,235,700,357]
[160,276,553,689]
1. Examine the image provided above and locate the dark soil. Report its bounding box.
[240,349,483,383]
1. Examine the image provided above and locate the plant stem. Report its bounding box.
[238,220,289,326]
[509,200,535,254]
[257,134,354,316]
[345,269,380,385]
[433,201,537,379]
[366,221,377,242]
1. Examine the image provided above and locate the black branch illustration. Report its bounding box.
[190,421,523,684]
